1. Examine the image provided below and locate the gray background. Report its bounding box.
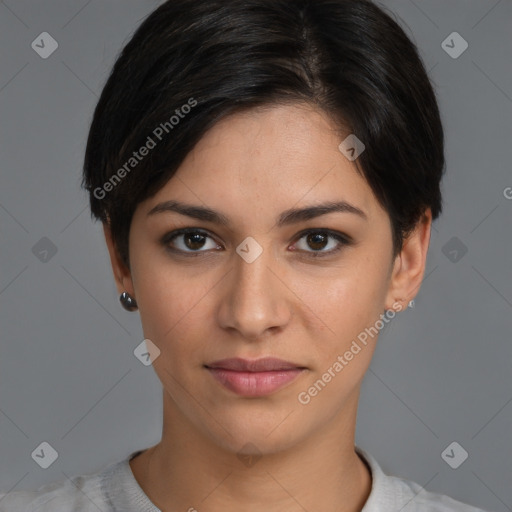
[0,1,511,510]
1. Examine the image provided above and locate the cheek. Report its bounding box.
[131,255,216,362]
[294,269,388,412]
[295,256,389,343]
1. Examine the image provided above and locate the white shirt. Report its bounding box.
[0,446,489,511]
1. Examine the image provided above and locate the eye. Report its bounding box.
[292,229,351,257]
[162,228,220,255]
[161,228,352,257]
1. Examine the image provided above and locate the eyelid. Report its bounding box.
[161,227,352,257]
[293,227,353,245]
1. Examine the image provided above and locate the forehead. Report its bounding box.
[140,103,384,224]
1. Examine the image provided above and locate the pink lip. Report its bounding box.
[205,358,306,397]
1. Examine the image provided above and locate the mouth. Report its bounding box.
[204,357,307,397]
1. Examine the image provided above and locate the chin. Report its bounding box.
[199,410,311,457]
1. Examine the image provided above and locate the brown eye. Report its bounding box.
[293,230,350,257]
[306,232,329,251]
[182,232,207,250]
[162,229,220,254]
[161,228,351,258]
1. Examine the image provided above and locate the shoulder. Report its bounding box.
[0,460,121,512]
[389,473,489,511]
[356,446,490,512]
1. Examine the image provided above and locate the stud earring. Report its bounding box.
[396,297,414,309]
[120,292,138,311]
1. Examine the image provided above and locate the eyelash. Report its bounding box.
[161,228,352,258]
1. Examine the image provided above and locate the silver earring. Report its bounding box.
[397,298,414,309]
[120,292,138,311]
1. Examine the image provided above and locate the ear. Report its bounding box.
[384,208,432,311]
[103,223,135,298]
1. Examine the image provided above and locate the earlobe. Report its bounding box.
[102,223,135,298]
[384,209,432,311]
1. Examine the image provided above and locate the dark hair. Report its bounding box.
[82,0,445,269]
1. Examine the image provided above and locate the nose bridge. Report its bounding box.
[235,240,274,298]
[218,237,289,338]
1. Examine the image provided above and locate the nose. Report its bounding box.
[217,242,292,341]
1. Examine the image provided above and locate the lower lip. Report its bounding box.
[207,368,304,396]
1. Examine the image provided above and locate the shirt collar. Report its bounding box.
[108,446,397,512]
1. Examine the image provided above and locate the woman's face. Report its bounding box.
[115,103,422,455]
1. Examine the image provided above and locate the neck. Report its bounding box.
[130,391,372,512]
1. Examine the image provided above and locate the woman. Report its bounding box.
[0,0,490,510]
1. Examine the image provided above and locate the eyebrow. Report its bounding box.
[147,199,367,227]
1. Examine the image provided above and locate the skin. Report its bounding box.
[104,102,432,512]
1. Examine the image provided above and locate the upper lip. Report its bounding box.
[205,357,304,372]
